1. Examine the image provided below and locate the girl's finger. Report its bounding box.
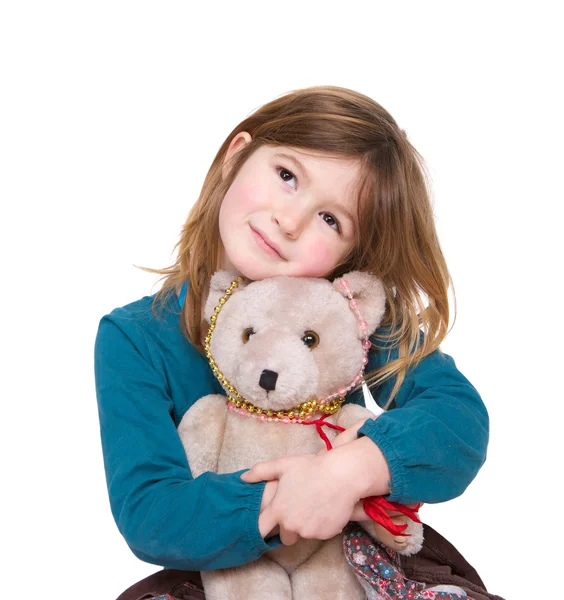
[240,458,285,483]
[279,524,299,546]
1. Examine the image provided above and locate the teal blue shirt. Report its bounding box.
[94,282,488,571]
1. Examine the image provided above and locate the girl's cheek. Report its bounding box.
[296,241,336,277]
[224,180,265,213]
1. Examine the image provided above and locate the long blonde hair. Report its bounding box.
[139,85,455,408]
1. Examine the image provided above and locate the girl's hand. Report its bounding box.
[317,422,412,528]
[241,452,360,545]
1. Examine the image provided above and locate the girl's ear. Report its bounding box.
[222,131,252,180]
[332,271,387,337]
[204,270,248,322]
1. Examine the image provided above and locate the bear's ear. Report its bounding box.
[203,270,248,322]
[332,271,387,338]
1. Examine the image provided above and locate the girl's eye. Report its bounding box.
[242,328,255,343]
[276,166,340,233]
[277,167,297,190]
[302,331,320,349]
[321,212,341,233]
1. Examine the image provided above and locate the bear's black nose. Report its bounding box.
[259,369,278,391]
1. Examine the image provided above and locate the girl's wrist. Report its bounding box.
[327,436,391,499]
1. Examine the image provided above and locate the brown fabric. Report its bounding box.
[115,569,204,600]
[400,524,505,600]
[116,524,505,600]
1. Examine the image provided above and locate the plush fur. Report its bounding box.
[178,271,423,600]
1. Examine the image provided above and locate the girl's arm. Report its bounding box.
[353,344,489,504]
[94,315,281,571]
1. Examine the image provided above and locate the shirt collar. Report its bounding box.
[178,281,188,309]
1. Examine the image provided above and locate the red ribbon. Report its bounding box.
[302,413,346,450]
[302,414,421,537]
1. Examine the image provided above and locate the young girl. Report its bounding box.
[94,85,488,585]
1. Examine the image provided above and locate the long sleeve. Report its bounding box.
[94,313,281,571]
[355,342,489,504]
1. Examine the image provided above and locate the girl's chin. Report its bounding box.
[224,258,333,281]
[228,259,286,281]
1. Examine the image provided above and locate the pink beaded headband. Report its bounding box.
[329,277,372,400]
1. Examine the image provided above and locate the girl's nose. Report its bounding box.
[273,204,309,239]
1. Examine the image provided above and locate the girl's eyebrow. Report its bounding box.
[272,152,310,184]
[273,151,356,226]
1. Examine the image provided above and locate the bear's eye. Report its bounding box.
[242,328,255,343]
[302,331,319,349]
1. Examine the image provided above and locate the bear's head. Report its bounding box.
[204,271,387,411]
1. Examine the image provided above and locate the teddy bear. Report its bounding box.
[177,270,423,600]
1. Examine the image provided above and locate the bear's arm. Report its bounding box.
[177,394,228,478]
[334,402,375,430]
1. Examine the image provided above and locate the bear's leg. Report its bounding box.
[362,515,424,556]
[290,536,365,599]
[202,555,291,600]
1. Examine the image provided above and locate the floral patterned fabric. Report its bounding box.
[343,525,470,600]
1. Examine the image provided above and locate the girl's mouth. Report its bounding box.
[250,225,286,260]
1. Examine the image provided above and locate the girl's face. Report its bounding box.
[218,132,362,281]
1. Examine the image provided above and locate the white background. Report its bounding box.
[1,2,562,599]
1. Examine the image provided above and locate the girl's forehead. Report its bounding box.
[262,143,359,165]
[259,145,364,197]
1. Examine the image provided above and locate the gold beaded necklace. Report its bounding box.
[204,276,370,424]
